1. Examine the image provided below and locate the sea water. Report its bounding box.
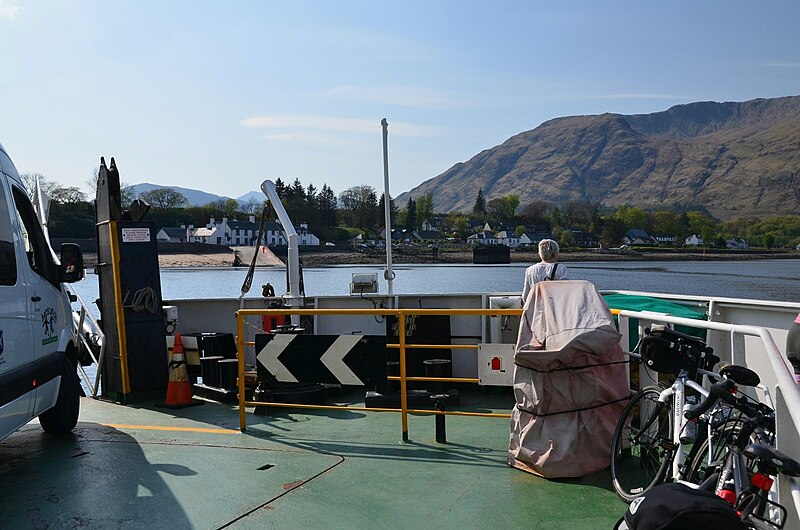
[71,259,800,395]
[70,259,800,306]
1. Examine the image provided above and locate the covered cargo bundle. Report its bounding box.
[508,280,629,478]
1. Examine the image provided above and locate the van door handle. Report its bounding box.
[31,296,41,302]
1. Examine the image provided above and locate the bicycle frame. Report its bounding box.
[655,371,710,482]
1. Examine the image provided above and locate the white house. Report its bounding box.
[467,223,499,246]
[185,216,319,247]
[261,221,320,246]
[156,227,187,243]
[685,234,704,246]
[495,230,521,247]
[653,235,677,246]
[227,217,259,246]
[187,226,220,244]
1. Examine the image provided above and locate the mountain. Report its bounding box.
[129,184,264,207]
[129,183,228,207]
[397,95,800,220]
[236,191,266,204]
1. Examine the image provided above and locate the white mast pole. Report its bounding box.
[261,179,302,326]
[381,118,395,297]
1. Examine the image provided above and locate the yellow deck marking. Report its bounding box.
[103,423,238,434]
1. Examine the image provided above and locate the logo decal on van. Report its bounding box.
[41,307,58,345]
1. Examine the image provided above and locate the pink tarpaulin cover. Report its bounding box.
[508,280,629,478]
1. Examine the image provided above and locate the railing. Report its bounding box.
[234,305,800,521]
[66,285,105,397]
[235,308,521,441]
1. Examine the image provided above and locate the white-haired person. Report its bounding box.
[521,238,567,301]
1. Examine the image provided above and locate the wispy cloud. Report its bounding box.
[240,114,451,139]
[241,115,376,134]
[262,133,353,147]
[0,0,20,20]
[319,85,475,110]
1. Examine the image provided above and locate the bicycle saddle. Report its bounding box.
[743,444,800,477]
[719,363,761,387]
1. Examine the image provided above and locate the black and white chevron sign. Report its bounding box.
[255,334,387,386]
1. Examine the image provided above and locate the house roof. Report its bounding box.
[160,227,186,237]
[190,227,214,237]
[626,228,651,238]
[414,230,446,240]
[228,220,258,231]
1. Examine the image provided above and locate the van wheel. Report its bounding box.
[39,357,80,435]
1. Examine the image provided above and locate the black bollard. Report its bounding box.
[423,359,451,394]
[432,394,448,443]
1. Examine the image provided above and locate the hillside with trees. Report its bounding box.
[397,95,800,220]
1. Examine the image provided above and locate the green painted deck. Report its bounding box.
[0,391,625,529]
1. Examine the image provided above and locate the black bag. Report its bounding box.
[640,326,706,375]
[614,483,746,530]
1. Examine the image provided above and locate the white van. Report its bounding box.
[0,141,85,442]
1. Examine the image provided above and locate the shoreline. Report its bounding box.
[82,249,800,269]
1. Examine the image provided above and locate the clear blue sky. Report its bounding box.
[1,0,799,200]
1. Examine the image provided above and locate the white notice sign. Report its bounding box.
[121,227,151,243]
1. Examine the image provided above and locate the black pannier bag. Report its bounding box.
[614,482,747,530]
[639,325,708,375]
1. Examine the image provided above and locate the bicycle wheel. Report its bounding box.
[686,417,773,519]
[611,386,673,502]
[684,419,738,487]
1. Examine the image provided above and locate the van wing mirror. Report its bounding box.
[59,243,85,283]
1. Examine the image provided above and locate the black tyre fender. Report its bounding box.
[39,356,80,435]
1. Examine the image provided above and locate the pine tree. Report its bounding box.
[305,184,319,226]
[472,189,486,217]
[404,197,417,231]
[317,184,338,227]
[378,193,397,227]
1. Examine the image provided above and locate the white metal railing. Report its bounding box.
[616,309,800,527]
[66,285,105,397]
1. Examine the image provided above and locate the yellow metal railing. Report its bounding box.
[235,307,522,440]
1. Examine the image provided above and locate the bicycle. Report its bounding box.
[684,379,799,529]
[609,324,759,502]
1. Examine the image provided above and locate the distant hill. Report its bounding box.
[235,190,267,204]
[129,183,263,207]
[397,95,800,220]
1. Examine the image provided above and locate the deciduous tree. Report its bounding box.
[416,193,435,228]
[139,188,188,210]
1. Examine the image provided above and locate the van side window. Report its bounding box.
[11,186,59,287]
[0,180,17,286]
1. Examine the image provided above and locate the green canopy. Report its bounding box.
[602,293,708,349]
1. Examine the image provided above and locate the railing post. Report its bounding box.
[399,310,408,442]
[237,312,246,432]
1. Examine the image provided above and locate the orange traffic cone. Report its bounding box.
[159,333,202,408]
